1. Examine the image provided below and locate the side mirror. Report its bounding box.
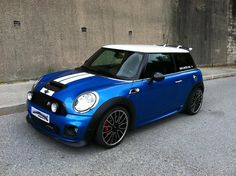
[149,72,165,83]
[84,59,89,64]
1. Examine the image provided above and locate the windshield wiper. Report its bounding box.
[79,65,95,73]
[94,70,117,78]
[79,65,117,78]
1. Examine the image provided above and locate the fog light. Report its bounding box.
[64,126,78,137]
[27,92,33,101]
[51,103,58,113]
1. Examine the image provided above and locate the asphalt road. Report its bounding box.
[0,77,236,176]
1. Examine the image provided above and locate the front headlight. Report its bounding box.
[27,91,33,101]
[51,102,58,113]
[74,92,99,113]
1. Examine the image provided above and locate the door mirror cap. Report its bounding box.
[149,72,165,83]
[84,59,89,64]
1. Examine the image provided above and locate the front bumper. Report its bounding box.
[27,101,93,146]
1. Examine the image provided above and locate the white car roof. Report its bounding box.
[103,44,190,53]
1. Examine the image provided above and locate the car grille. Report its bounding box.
[31,91,67,116]
[31,115,60,134]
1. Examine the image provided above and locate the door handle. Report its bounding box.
[175,80,183,84]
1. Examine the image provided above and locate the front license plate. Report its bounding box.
[31,107,50,123]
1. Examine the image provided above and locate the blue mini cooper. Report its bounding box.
[26,44,204,148]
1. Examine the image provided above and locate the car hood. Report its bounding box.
[35,69,130,100]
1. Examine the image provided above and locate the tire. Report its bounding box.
[185,88,203,115]
[96,107,129,148]
[26,115,30,123]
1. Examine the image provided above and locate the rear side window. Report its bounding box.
[174,53,196,71]
[141,53,175,78]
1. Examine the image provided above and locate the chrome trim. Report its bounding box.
[95,68,199,83]
[175,80,183,84]
[138,68,199,82]
[129,88,140,94]
[73,91,99,113]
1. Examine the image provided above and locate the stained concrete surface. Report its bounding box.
[0,77,236,176]
[0,0,236,82]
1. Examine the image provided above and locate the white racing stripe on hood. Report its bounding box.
[60,73,94,84]
[54,72,87,82]
[40,87,55,96]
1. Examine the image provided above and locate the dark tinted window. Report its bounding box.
[174,53,196,71]
[142,53,175,78]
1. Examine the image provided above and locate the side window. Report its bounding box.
[142,53,175,78]
[174,53,196,72]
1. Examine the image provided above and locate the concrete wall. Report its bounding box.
[0,0,178,82]
[175,0,231,66]
[0,0,235,82]
[228,0,236,65]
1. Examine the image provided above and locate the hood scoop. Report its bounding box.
[44,81,66,92]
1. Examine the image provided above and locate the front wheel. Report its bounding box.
[185,88,203,115]
[96,107,129,148]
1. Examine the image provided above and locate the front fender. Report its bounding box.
[85,97,136,142]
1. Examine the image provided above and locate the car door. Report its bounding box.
[173,53,198,106]
[129,53,181,126]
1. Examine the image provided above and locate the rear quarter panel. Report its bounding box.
[177,68,203,106]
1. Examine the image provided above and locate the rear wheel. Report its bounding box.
[185,88,203,115]
[96,107,129,148]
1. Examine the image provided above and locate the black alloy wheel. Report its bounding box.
[96,107,129,148]
[185,88,203,115]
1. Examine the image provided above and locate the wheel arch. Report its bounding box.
[85,97,136,142]
[183,81,204,110]
[196,81,204,92]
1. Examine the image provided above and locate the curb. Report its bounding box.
[0,73,236,116]
[203,72,236,81]
[0,104,26,116]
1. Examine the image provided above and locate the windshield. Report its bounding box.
[82,48,144,80]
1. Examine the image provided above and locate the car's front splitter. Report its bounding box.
[26,101,93,146]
